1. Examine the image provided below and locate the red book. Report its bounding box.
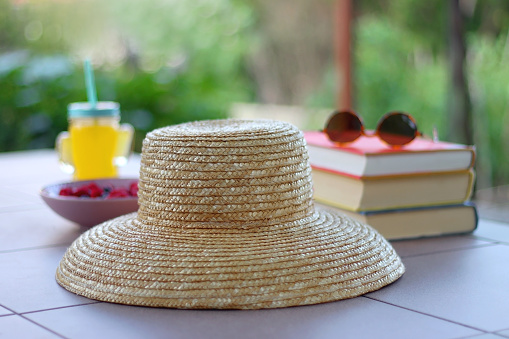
[304,131,476,177]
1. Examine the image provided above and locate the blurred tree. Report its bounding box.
[310,0,509,186]
[246,0,335,105]
[448,0,473,145]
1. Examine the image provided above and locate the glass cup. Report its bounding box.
[56,102,134,180]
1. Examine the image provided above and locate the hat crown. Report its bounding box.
[137,120,314,226]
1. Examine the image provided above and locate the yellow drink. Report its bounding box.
[56,102,133,180]
[70,120,118,180]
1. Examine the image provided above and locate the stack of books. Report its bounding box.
[304,131,478,240]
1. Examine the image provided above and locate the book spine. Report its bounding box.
[311,165,476,180]
[358,202,477,215]
[464,169,476,201]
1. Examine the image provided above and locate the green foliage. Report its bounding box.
[306,14,449,138]
[468,33,509,186]
[0,53,253,153]
[465,0,509,36]
[0,53,80,151]
[354,17,448,137]
[351,14,509,187]
[356,0,448,56]
[308,9,509,186]
[0,0,255,153]
[2,0,509,187]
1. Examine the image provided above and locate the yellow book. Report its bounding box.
[317,203,478,240]
[312,167,475,212]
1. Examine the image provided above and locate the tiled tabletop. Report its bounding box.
[1,149,509,339]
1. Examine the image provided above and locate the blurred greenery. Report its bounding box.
[308,0,509,188]
[353,17,448,136]
[0,0,255,152]
[1,0,509,187]
[468,33,509,187]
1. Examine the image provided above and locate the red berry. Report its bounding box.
[59,187,74,196]
[107,188,129,199]
[73,186,90,197]
[87,183,101,191]
[89,187,103,197]
[129,182,138,197]
[85,183,103,197]
[58,182,138,199]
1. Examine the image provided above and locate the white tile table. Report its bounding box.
[1,149,508,339]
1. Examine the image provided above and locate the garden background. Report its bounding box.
[1,0,509,189]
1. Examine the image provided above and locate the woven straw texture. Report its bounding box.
[56,119,405,309]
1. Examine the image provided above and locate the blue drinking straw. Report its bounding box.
[84,59,97,108]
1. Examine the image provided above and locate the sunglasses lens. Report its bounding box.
[377,113,418,146]
[324,111,362,143]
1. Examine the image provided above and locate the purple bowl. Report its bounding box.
[40,178,139,227]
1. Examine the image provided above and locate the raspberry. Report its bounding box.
[59,187,74,196]
[86,182,104,197]
[57,181,138,199]
[89,187,103,197]
[129,182,138,197]
[74,186,90,197]
[86,183,101,191]
[107,188,130,199]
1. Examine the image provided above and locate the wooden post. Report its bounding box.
[334,0,352,110]
[448,0,474,145]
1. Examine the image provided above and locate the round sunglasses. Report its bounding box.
[324,110,422,147]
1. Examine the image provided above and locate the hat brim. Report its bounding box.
[56,206,404,309]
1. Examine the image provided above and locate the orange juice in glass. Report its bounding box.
[57,102,134,180]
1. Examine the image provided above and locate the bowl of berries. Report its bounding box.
[40,178,139,227]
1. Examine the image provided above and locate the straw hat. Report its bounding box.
[56,119,404,309]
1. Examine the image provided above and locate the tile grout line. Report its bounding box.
[471,236,509,246]
[0,243,74,254]
[18,315,69,339]
[453,332,509,339]
[0,304,68,339]
[362,296,488,334]
[19,301,103,316]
